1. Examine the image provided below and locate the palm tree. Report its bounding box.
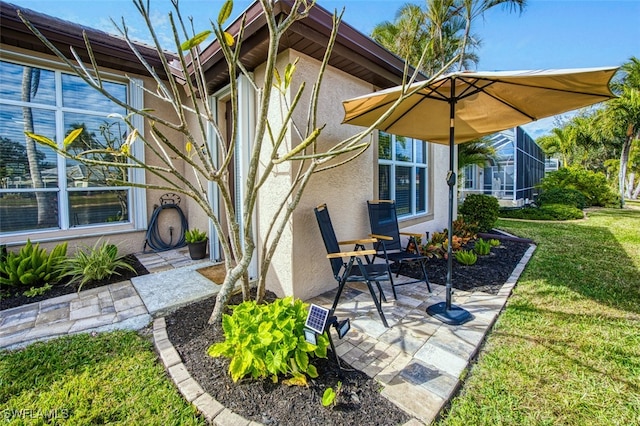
[371,0,527,75]
[457,138,497,193]
[599,57,640,206]
[371,4,428,67]
[537,126,577,168]
[458,138,497,170]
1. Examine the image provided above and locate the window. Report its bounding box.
[0,59,144,236]
[464,165,476,189]
[378,131,428,217]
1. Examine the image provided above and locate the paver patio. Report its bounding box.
[1,243,536,425]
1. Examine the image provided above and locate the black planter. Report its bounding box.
[188,239,208,260]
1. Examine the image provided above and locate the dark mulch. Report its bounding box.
[166,290,411,426]
[417,235,532,294]
[0,254,149,311]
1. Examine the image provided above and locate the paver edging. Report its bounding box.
[152,317,253,425]
[152,317,422,426]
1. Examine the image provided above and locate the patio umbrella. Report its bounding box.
[342,67,618,325]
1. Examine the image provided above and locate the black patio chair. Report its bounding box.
[314,203,390,328]
[367,200,432,299]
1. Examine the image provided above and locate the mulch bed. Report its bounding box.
[166,291,411,426]
[419,235,532,294]
[0,254,149,311]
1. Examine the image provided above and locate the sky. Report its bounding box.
[6,0,640,138]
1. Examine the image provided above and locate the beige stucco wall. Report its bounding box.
[255,50,453,301]
[252,49,377,299]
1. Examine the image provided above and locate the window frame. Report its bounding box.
[0,52,146,241]
[377,131,430,219]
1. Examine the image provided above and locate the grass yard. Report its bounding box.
[0,331,204,425]
[439,207,640,425]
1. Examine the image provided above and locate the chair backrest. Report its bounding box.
[367,200,402,251]
[314,204,344,277]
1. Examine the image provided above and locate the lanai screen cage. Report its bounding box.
[460,126,545,206]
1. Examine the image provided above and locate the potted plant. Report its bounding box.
[185,228,208,260]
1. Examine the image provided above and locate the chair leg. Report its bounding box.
[365,280,389,328]
[375,281,388,303]
[331,280,348,312]
[386,264,398,300]
[419,260,432,293]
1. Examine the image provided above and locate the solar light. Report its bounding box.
[303,304,350,376]
[304,304,329,344]
[335,318,350,339]
[305,304,330,334]
[304,328,317,345]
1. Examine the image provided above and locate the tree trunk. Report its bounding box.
[619,125,636,207]
[626,172,635,199]
[632,179,640,199]
[21,67,48,225]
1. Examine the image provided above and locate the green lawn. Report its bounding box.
[439,208,640,425]
[0,331,204,425]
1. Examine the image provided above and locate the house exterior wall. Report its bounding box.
[255,50,450,300]
[2,39,451,301]
[0,44,192,256]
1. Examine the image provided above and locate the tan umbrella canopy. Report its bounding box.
[343,67,618,144]
[342,67,618,325]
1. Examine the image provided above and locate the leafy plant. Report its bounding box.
[185,228,207,243]
[443,235,465,253]
[23,283,53,297]
[455,250,477,265]
[453,217,478,239]
[489,239,501,247]
[322,381,342,407]
[0,240,68,288]
[430,231,448,245]
[535,187,587,210]
[473,238,491,256]
[420,243,444,259]
[459,194,500,232]
[538,166,618,207]
[64,240,136,292]
[208,297,329,385]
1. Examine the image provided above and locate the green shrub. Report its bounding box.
[498,204,584,221]
[473,239,491,256]
[541,204,584,220]
[0,240,67,288]
[539,166,618,207]
[64,240,136,291]
[536,188,587,210]
[208,297,329,385]
[489,239,501,247]
[459,194,500,232]
[455,250,477,265]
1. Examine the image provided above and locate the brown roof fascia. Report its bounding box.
[0,1,175,78]
[192,0,423,94]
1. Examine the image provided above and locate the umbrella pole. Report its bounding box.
[426,82,473,326]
